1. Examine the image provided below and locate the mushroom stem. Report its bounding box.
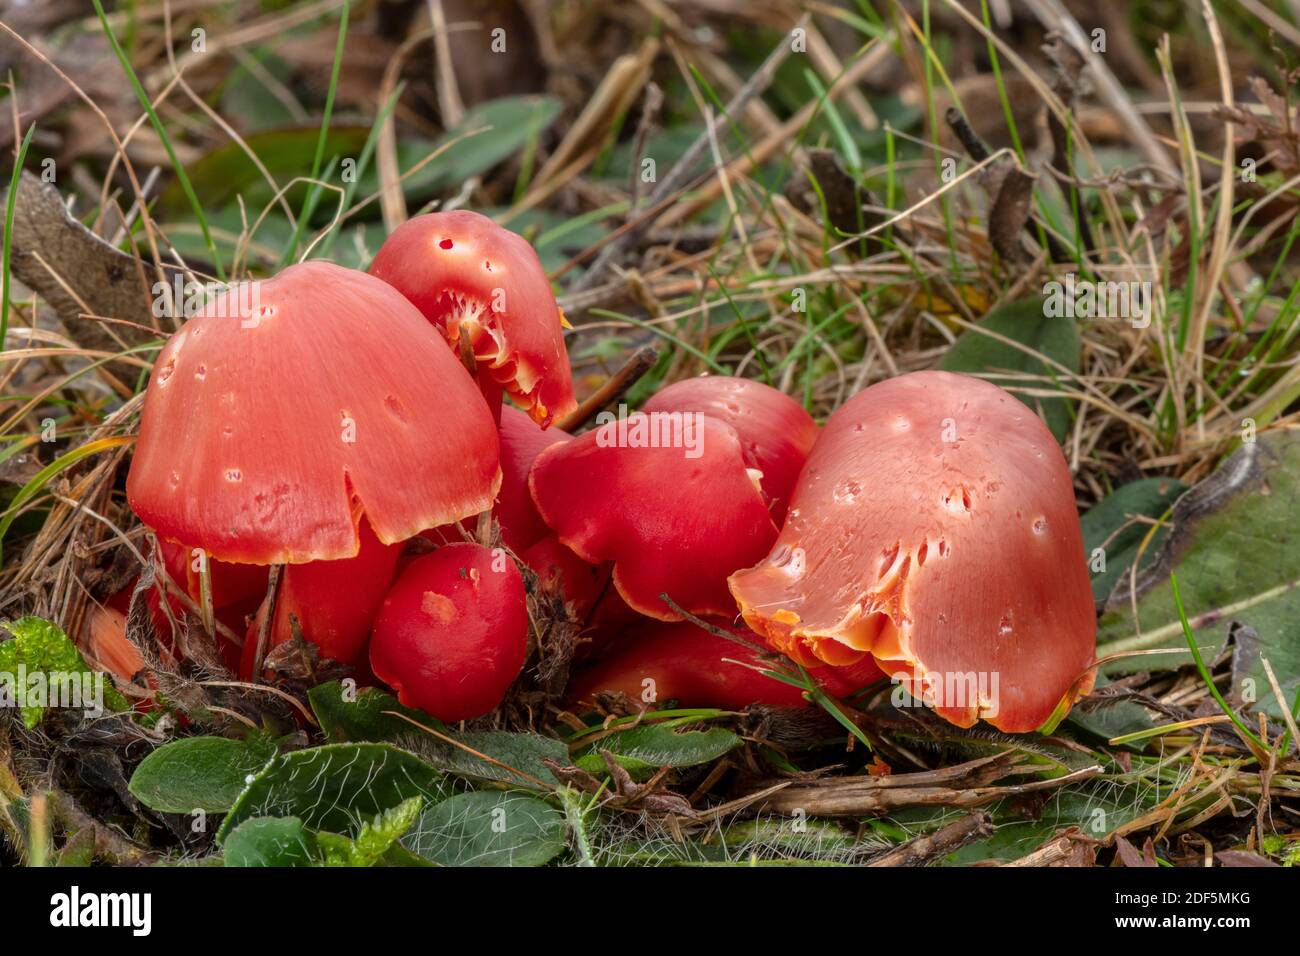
[556,345,659,432]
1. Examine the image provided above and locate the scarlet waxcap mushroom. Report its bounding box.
[728,370,1096,733]
[127,261,500,566]
[369,211,577,427]
[244,516,403,673]
[642,376,819,523]
[568,620,885,711]
[529,413,778,621]
[496,405,572,552]
[520,534,610,621]
[369,543,528,722]
[83,604,145,686]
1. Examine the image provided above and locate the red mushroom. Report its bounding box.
[241,516,403,676]
[159,538,268,612]
[495,405,572,553]
[369,543,529,722]
[729,371,1095,733]
[369,210,577,427]
[127,261,500,666]
[529,413,778,621]
[642,376,819,523]
[568,620,885,711]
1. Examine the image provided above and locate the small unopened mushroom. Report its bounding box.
[729,370,1095,733]
[369,543,528,722]
[529,413,777,621]
[642,375,819,523]
[369,210,577,427]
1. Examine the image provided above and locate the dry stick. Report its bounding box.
[566,14,810,297]
[943,107,1071,263]
[250,565,282,678]
[556,345,660,432]
[1015,0,1177,178]
[868,810,993,866]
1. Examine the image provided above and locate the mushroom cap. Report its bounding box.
[728,370,1096,733]
[369,543,529,722]
[529,413,778,621]
[127,261,500,566]
[496,404,571,553]
[642,375,819,523]
[369,210,577,427]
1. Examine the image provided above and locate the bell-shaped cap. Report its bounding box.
[642,376,818,522]
[729,371,1095,733]
[127,262,500,565]
[529,413,777,620]
[369,211,577,427]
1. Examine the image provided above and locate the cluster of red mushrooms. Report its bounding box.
[85,211,1097,734]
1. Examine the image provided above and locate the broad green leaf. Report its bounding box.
[936,297,1080,441]
[403,791,566,867]
[318,797,424,867]
[408,95,561,195]
[162,96,561,220]
[1097,432,1300,716]
[421,731,566,791]
[218,53,299,132]
[574,721,742,778]
[0,617,128,728]
[1081,477,1187,603]
[1063,674,1156,746]
[159,126,369,217]
[222,816,319,867]
[129,735,278,814]
[308,681,432,743]
[217,743,446,843]
[309,681,564,789]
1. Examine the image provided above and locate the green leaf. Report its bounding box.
[403,792,566,867]
[309,681,564,789]
[407,95,561,195]
[128,735,278,814]
[319,797,424,867]
[222,816,320,867]
[217,743,446,843]
[574,721,742,777]
[937,297,1080,441]
[1081,477,1187,603]
[308,681,432,743]
[0,616,128,728]
[421,731,566,790]
[1097,432,1300,716]
[1063,674,1156,746]
[161,95,561,221]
